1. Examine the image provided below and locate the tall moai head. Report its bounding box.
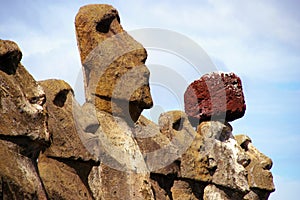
[75,4,153,123]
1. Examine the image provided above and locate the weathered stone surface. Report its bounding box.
[181,121,250,194]
[203,184,245,200]
[39,79,98,162]
[243,189,272,200]
[0,39,49,147]
[0,39,49,199]
[0,139,47,199]
[75,102,100,134]
[94,110,148,172]
[37,79,100,199]
[236,134,275,199]
[157,111,196,175]
[86,110,154,199]
[134,111,195,174]
[184,72,246,124]
[89,164,154,200]
[134,115,177,173]
[171,180,204,200]
[75,4,153,123]
[149,173,174,200]
[180,131,216,182]
[38,154,94,200]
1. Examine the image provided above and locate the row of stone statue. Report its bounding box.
[0,4,274,200]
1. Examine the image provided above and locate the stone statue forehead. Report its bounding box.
[75,4,146,64]
[75,4,122,62]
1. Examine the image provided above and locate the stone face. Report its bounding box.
[235,134,275,199]
[0,39,49,199]
[75,4,153,123]
[157,111,196,174]
[39,79,98,162]
[184,72,246,124]
[0,39,49,146]
[181,121,250,194]
[37,79,100,199]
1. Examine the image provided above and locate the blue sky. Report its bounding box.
[1,0,299,199]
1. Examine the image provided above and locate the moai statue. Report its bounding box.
[183,72,251,199]
[75,4,153,124]
[0,39,49,199]
[236,134,275,200]
[75,4,154,199]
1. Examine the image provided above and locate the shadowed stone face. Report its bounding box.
[235,134,275,199]
[75,4,153,123]
[0,39,49,148]
[0,39,49,199]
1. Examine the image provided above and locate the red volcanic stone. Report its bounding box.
[184,72,246,124]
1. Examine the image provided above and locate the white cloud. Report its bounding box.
[121,0,300,82]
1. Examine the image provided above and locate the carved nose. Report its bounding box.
[261,157,273,170]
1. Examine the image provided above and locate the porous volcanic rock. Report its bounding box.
[184,72,246,125]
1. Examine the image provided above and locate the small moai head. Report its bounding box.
[75,4,153,123]
[235,134,275,199]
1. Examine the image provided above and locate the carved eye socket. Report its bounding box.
[235,135,252,151]
[96,11,120,33]
[96,17,114,33]
[53,89,69,107]
[240,140,250,151]
[172,118,184,131]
